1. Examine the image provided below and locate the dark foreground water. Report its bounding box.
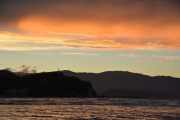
[0,98,180,120]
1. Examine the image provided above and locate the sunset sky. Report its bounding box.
[0,0,180,77]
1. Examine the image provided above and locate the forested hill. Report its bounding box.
[0,70,96,97]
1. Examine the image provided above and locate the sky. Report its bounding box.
[0,0,180,77]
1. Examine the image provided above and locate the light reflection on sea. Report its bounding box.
[0,98,180,120]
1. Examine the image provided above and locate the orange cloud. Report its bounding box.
[0,0,180,51]
[1,31,179,51]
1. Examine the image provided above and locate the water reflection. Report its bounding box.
[0,98,180,119]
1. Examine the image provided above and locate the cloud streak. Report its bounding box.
[152,55,180,63]
[61,52,99,56]
[118,53,140,58]
[0,32,180,51]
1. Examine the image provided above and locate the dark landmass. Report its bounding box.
[62,70,180,99]
[1,69,180,99]
[0,70,96,97]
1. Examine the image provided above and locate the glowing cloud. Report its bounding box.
[0,0,180,51]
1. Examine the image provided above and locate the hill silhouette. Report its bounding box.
[0,70,96,97]
[62,70,180,99]
[1,69,180,99]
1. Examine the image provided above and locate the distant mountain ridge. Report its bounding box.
[62,70,180,99]
[0,69,180,99]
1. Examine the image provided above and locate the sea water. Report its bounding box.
[0,98,180,120]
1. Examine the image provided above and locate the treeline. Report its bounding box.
[0,70,96,97]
